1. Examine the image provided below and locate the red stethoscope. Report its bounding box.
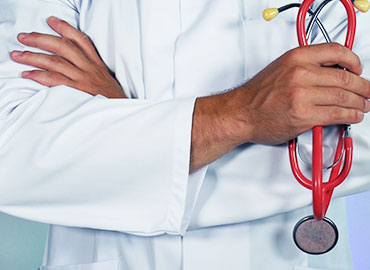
[264,0,369,254]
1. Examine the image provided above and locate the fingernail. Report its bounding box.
[357,111,364,120]
[18,33,29,39]
[22,71,31,77]
[366,99,370,111]
[11,50,23,57]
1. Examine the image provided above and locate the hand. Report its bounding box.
[10,16,126,99]
[191,43,370,171]
[232,43,370,145]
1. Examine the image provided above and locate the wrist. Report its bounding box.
[190,88,253,172]
[196,94,239,149]
[195,90,252,149]
[219,87,254,145]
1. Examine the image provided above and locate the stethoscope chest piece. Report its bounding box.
[293,215,339,255]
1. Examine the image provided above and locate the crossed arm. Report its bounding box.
[11,17,370,172]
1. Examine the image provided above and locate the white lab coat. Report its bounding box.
[0,0,369,269]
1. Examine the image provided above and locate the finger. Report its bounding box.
[313,106,364,126]
[308,87,370,113]
[22,70,75,88]
[309,65,370,98]
[47,16,104,66]
[11,50,77,80]
[17,32,90,70]
[299,43,362,76]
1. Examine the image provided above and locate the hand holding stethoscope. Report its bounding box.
[264,0,369,255]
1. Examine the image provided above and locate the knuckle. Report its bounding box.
[21,51,32,58]
[348,110,362,123]
[60,37,72,46]
[289,89,308,116]
[287,66,308,82]
[354,54,362,70]
[48,72,61,83]
[337,70,352,86]
[333,89,345,104]
[28,32,38,38]
[24,70,35,78]
[58,20,68,28]
[56,37,74,52]
[285,48,302,63]
[328,42,343,54]
[26,32,40,43]
[80,33,92,44]
[291,86,307,103]
[48,55,62,65]
[290,103,307,119]
[329,107,343,121]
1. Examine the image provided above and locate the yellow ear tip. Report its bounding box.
[354,0,370,13]
[263,8,279,21]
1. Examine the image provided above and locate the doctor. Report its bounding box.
[1,0,370,269]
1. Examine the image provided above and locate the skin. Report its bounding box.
[10,17,370,172]
[11,17,125,98]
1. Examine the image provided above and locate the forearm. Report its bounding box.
[190,89,248,172]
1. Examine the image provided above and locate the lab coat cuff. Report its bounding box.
[166,97,207,235]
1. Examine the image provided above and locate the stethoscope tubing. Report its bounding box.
[297,0,356,49]
[289,0,356,220]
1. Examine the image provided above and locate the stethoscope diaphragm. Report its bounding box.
[293,215,339,255]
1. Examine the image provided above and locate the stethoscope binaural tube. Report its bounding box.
[289,0,356,221]
[297,0,356,49]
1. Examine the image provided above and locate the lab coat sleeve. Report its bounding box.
[0,0,203,236]
[311,4,370,196]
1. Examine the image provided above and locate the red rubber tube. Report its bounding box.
[289,0,356,220]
